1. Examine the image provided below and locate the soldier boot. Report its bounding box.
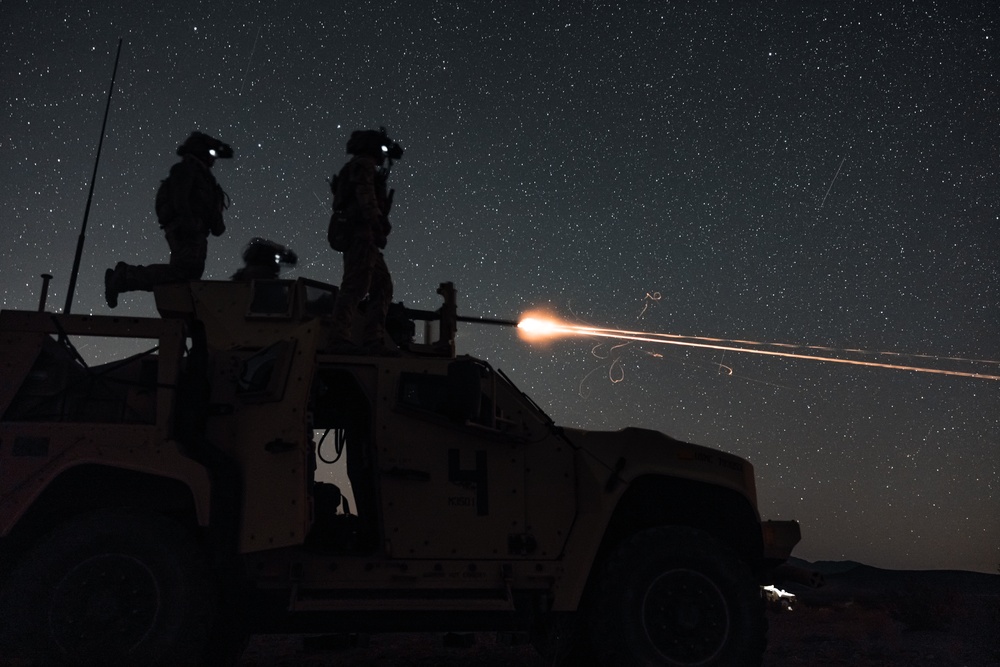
[104,262,127,309]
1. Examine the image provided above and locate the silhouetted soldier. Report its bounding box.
[104,131,232,308]
[327,127,403,354]
[231,237,297,281]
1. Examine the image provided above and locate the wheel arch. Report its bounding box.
[1,464,204,569]
[598,475,765,574]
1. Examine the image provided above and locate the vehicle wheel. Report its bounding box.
[0,509,216,666]
[587,526,766,667]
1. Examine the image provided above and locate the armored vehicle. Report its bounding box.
[0,278,800,666]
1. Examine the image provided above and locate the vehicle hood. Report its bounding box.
[560,425,759,506]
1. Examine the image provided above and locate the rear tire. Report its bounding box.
[587,526,766,667]
[0,509,217,666]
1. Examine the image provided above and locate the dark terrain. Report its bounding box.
[239,561,1000,666]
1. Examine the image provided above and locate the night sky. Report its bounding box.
[3,1,998,573]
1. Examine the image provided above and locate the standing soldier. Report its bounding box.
[104,131,232,308]
[327,127,403,353]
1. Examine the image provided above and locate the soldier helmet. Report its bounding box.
[346,127,403,161]
[242,237,297,268]
[232,238,297,281]
[177,131,234,160]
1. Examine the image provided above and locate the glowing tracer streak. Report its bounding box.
[517,317,1000,381]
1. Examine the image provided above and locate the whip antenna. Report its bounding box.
[64,37,123,314]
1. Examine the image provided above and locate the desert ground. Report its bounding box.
[239,561,1000,666]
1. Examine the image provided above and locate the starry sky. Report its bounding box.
[2,1,998,573]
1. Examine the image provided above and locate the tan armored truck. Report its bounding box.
[0,278,800,666]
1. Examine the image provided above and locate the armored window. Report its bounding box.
[397,360,489,425]
[246,280,295,318]
[398,373,452,415]
[303,283,336,317]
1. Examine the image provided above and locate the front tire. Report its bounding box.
[588,526,766,667]
[0,509,216,666]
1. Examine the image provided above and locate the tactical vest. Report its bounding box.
[328,157,391,251]
[154,156,226,236]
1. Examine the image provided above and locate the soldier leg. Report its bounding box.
[345,427,377,551]
[125,227,206,289]
[330,236,377,343]
[106,261,183,308]
[165,227,208,281]
[105,228,206,308]
[362,252,393,346]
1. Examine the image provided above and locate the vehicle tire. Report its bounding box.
[587,525,766,667]
[0,509,216,666]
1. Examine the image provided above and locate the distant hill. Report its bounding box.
[787,557,865,575]
[782,556,1000,603]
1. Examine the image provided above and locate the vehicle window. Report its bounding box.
[399,373,454,416]
[247,280,294,317]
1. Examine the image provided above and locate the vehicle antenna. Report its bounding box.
[64,37,123,314]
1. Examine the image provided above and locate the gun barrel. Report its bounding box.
[401,308,520,328]
[456,315,520,327]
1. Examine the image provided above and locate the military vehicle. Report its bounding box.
[0,277,801,666]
